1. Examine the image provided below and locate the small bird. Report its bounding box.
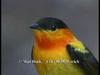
[30,17,98,75]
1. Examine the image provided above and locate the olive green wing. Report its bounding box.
[67,44,99,75]
[31,46,34,60]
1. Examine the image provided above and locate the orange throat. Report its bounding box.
[35,37,68,50]
[34,29,74,50]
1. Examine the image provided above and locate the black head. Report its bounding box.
[30,17,68,31]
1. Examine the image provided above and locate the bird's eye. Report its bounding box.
[40,24,57,31]
[50,25,56,31]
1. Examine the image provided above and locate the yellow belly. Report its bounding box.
[35,63,86,75]
[32,47,86,75]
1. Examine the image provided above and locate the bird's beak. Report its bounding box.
[30,23,39,29]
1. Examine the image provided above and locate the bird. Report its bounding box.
[30,17,99,75]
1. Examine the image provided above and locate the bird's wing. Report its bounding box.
[66,44,99,75]
[31,46,34,60]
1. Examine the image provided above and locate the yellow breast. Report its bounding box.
[32,47,86,75]
[32,45,71,62]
